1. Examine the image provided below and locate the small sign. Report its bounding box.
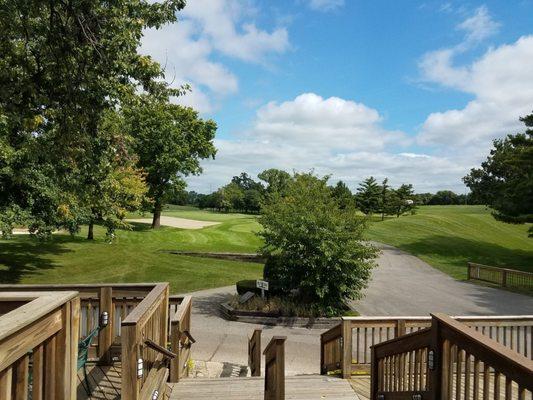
[256,280,269,290]
[239,291,255,304]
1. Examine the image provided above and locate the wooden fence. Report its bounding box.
[321,315,533,378]
[468,262,533,289]
[169,295,194,382]
[371,313,533,400]
[249,329,262,377]
[264,336,286,400]
[0,291,80,400]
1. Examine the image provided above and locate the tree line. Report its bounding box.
[0,0,216,240]
[172,170,482,218]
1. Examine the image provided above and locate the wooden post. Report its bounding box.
[54,302,71,399]
[169,319,180,383]
[395,319,407,337]
[249,329,262,377]
[69,298,80,399]
[121,324,140,400]
[429,315,442,400]
[341,319,352,379]
[160,285,169,348]
[98,287,114,365]
[370,346,379,400]
[263,336,286,400]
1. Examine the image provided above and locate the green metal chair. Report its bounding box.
[78,327,100,396]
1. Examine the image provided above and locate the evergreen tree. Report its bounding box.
[355,177,381,215]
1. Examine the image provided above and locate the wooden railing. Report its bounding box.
[0,291,80,400]
[169,295,194,382]
[371,314,533,400]
[0,283,183,365]
[249,329,262,377]
[264,336,286,400]
[468,262,533,289]
[320,315,533,377]
[122,283,170,400]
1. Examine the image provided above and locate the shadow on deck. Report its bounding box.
[77,363,122,400]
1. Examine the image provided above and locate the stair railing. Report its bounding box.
[370,313,533,400]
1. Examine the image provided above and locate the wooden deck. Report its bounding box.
[349,376,370,400]
[77,363,122,400]
[169,375,359,399]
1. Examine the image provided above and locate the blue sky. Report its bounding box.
[141,0,533,193]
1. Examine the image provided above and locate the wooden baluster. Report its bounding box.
[464,352,471,400]
[493,372,501,400]
[13,354,29,400]
[504,377,512,400]
[0,367,13,400]
[33,344,45,400]
[473,359,480,400]
[456,349,463,400]
[44,335,56,400]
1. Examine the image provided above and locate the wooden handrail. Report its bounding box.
[433,313,533,390]
[370,313,533,400]
[324,314,533,378]
[121,283,170,400]
[144,339,176,360]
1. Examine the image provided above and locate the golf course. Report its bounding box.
[0,205,531,294]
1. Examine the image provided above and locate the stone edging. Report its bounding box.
[219,302,341,329]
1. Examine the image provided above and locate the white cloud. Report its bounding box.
[418,35,533,147]
[306,0,345,12]
[456,6,500,46]
[186,93,467,193]
[140,0,289,112]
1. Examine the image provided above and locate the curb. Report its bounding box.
[220,302,341,329]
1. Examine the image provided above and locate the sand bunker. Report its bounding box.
[126,216,220,230]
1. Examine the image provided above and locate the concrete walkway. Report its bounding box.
[183,243,533,375]
[350,242,533,315]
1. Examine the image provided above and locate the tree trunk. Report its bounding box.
[87,221,94,240]
[152,202,162,229]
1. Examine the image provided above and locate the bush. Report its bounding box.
[258,172,378,315]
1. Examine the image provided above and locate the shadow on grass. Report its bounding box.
[396,235,533,272]
[0,237,73,284]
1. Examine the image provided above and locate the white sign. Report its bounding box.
[256,280,269,290]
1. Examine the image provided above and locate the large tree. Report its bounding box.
[464,112,533,236]
[259,173,377,315]
[127,98,217,228]
[0,0,185,235]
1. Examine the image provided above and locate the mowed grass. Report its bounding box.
[1,205,531,292]
[366,205,533,280]
[0,208,263,294]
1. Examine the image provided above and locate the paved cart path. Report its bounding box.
[183,243,533,375]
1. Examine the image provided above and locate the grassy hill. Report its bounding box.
[1,205,531,292]
[366,205,533,279]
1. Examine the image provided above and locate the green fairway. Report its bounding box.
[1,205,531,291]
[366,205,533,279]
[0,208,263,294]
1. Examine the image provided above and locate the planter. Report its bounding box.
[220,302,341,329]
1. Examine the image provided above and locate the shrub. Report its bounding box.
[258,172,378,315]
